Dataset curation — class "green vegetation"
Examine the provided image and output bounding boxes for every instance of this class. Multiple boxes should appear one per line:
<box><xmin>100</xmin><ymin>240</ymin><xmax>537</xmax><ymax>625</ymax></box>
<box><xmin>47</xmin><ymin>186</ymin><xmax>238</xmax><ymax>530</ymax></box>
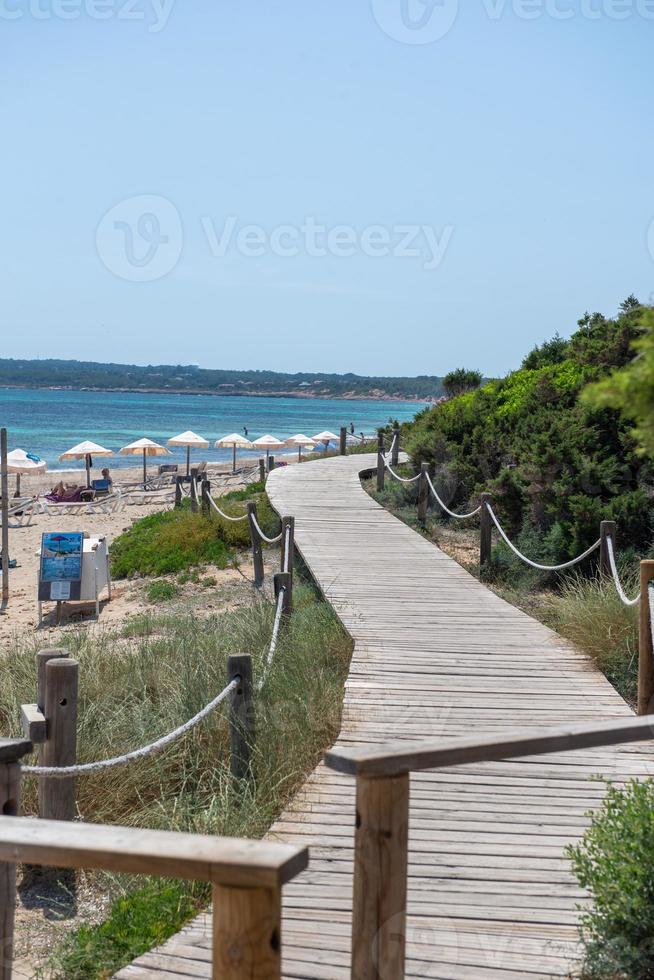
<box><xmin>2</xmin><ymin>583</ymin><xmax>352</xmax><ymax>978</ymax></box>
<box><xmin>0</xmin><ymin>356</ymin><xmax>445</xmax><ymax>400</ymax></box>
<box><xmin>145</xmin><ymin>579</ymin><xmax>180</xmax><ymax>602</ymax></box>
<box><xmin>406</xmin><ymin>297</ymin><xmax>654</xmax><ymax>565</ymax></box>
<box><xmin>567</xmin><ymin>780</ymin><xmax>654</xmax><ymax>978</ymax></box>
<box><xmin>442</xmin><ymin>367</ymin><xmax>483</xmax><ymax>398</ymax></box>
<box><xmin>110</xmin><ymin>488</ymin><xmax>278</xmax><ymax>577</ymax></box>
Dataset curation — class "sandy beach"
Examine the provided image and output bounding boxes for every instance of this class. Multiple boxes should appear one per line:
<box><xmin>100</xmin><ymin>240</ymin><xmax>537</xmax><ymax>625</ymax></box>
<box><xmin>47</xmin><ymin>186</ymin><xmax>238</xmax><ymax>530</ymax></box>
<box><xmin>0</xmin><ymin>461</ymin><xmax>262</xmax><ymax>640</ymax></box>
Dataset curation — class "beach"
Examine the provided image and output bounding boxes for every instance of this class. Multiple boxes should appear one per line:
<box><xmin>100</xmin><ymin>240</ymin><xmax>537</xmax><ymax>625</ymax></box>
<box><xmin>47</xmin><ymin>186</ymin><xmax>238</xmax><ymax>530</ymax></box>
<box><xmin>0</xmin><ymin>460</ymin><xmax>261</xmax><ymax>640</ymax></box>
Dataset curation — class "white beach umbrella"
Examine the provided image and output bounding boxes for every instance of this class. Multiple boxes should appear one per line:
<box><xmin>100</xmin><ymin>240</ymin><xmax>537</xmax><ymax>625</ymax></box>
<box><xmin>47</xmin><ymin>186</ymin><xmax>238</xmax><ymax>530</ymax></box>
<box><xmin>6</xmin><ymin>448</ymin><xmax>47</xmax><ymax>495</ymax></box>
<box><xmin>312</xmin><ymin>430</ymin><xmax>340</xmax><ymax>449</ymax></box>
<box><xmin>120</xmin><ymin>438</ymin><xmax>170</xmax><ymax>488</ymax></box>
<box><xmin>167</xmin><ymin>430</ymin><xmax>210</xmax><ymax>476</ymax></box>
<box><xmin>215</xmin><ymin>433</ymin><xmax>254</xmax><ymax>473</ymax></box>
<box><xmin>285</xmin><ymin>433</ymin><xmax>317</xmax><ymax>462</ymax></box>
<box><xmin>59</xmin><ymin>440</ymin><xmax>113</xmax><ymax>488</ymax></box>
<box><xmin>252</xmin><ymin>434</ymin><xmax>285</xmax><ymax>461</ymax></box>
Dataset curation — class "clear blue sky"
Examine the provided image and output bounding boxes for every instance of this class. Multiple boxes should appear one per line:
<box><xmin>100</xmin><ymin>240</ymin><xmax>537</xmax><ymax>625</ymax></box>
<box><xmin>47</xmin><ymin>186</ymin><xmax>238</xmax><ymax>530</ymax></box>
<box><xmin>1</xmin><ymin>1</ymin><xmax>652</xmax><ymax>377</ymax></box>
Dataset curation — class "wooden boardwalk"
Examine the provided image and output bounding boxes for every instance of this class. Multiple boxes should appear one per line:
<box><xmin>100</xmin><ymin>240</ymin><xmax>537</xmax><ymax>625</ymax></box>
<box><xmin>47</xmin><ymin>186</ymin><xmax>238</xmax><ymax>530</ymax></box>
<box><xmin>118</xmin><ymin>453</ymin><xmax>652</xmax><ymax>979</ymax></box>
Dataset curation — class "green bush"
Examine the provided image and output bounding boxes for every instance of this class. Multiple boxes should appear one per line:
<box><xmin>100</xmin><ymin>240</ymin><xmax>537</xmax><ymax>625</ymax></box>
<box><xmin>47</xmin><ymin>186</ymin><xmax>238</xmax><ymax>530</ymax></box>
<box><xmin>145</xmin><ymin>580</ymin><xmax>180</xmax><ymax>602</ymax></box>
<box><xmin>111</xmin><ymin>507</ymin><xmax>231</xmax><ymax>577</ymax></box>
<box><xmin>567</xmin><ymin>779</ymin><xmax>654</xmax><ymax>978</ymax></box>
<box><xmin>405</xmin><ymin>298</ymin><xmax>654</xmax><ymax>564</ymax></box>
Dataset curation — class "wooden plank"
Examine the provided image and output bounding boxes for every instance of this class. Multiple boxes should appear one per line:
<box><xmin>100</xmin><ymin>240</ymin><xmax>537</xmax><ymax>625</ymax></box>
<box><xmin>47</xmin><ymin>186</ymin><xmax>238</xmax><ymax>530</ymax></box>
<box><xmin>0</xmin><ymin>816</ymin><xmax>308</xmax><ymax>888</ymax></box>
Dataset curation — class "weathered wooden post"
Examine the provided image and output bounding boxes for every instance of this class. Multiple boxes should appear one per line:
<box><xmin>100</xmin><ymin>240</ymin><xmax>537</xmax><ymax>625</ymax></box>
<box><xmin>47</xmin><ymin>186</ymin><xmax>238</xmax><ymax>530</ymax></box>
<box><xmin>201</xmin><ymin>479</ymin><xmax>211</xmax><ymax>517</ymax></box>
<box><xmin>39</xmin><ymin>657</ymin><xmax>78</xmax><ymax>823</ymax></box>
<box><xmin>339</xmin><ymin>426</ymin><xmax>347</xmax><ymax>456</ymax></box>
<box><xmin>247</xmin><ymin>502</ymin><xmax>264</xmax><ymax>587</ymax></box>
<box><xmin>227</xmin><ymin>655</ymin><xmax>255</xmax><ymax>784</ymax></box>
<box><xmin>280</xmin><ymin>516</ymin><xmax>295</xmax><ymax>582</ymax></box>
<box><xmin>638</xmin><ymin>560</ymin><xmax>654</xmax><ymax>716</ymax></box>
<box><xmin>174</xmin><ymin>476</ymin><xmax>183</xmax><ymax>509</ymax></box>
<box><xmin>189</xmin><ymin>469</ymin><xmax>199</xmax><ymax>513</ymax></box>
<box><xmin>1</xmin><ymin>427</ymin><xmax>9</xmax><ymax>608</ymax></box>
<box><xmin>391</xmin><ymin>425</ymin><xmax>400</xmax><ymax>466</ymax></box>
<box><xmin>352</xmin><ymin>772</ymin><xmax>409</xmax><ymax>980</ymax></box>
<box><xmin>599</xmin><ymin>520</ymin><xmax>616</xmax><ymax>577</ymax></box>
<box><xmin>417</xmin><ymin>462</ymin><xmax>429</xmax><ymax>525</ymax></box>
<box><xmin>274</xmin><ymin>572</ymin><xmax>292</xmax><ymax>616</ymax></box>
<box><xmin>212</xmin><ymin>881</ymin><xmax>282</xmax><ymax>979</ymax></box>
<box><xmin>258</xmin><ymin>458</ymin><xmax>266</xmax><ymax>483</ymax></box>
<box><xmin>479</xmin><ymin>493</ymin><xmax>493</xmax><ymax>572</ymax></box>
<box><xmin>377</xmin><ymin>430</ymin><xmax>385</xmax><ymax>492</ymax></box>
<box><xmin>0</xmin><ymin>738</ymin><xmax>31</xmax><ymax>980</ymax></box>
<box><xmin>268</xmin><ymin>455</ymin><xmax>275</xmax><ymax>472</ymax></box>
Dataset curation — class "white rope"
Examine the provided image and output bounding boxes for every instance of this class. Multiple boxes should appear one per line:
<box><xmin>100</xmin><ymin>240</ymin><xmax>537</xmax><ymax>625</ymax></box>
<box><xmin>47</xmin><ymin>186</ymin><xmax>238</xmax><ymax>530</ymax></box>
<box><xmin>486</xmin><ymin>503</ymin><xmax>601</xmax><ymax>572</ymax></box>
<box><xmin>23</xmin><ymin>679</ymin><xmax>238</xmax><ymax>778</ymax></box>
<box><xmin>207</xmin><ymin>494</ymin><xmax>249</xmax><ymax>523</ymax></box>
<box><xmin>385</xmin><ymin>460</ymin><xmax>421</xmax><ymax>484</ymax></box>
<box><xmin>425</xmin><ymin>473</ymin><xmax>482</xmax><ymax>520</ymax></box>
<box><xmin>256</xmin><ymin>587</ymin><xmax>286</xmax><ymax>691</ymax></box>
<box><xmin>283</xmin><ymin>525</ymin><xmax>291</xmax><ymax>573</ymax></box>
<box><xmin>382</xmin><ymin>431</ymin><xmax>399</xmax><ymax>462</ymax></box>
<box><xmin>605</xmin><ymin>535</ymin><xmax>641</xmax><ymax>607</ymax></box>
<box><xmin>250</xmin><ymin>513</ymin><xmax>282</xmax><ymax>544</ymax></box>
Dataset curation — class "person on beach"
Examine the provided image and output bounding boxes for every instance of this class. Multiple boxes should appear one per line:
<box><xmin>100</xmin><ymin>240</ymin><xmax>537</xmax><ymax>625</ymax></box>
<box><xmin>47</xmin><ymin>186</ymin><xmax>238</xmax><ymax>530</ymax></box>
<box><xmin>349</xmin><ymin>422</ymin><xmax>354</xmax><ymax>434</ymax></box>
<box><xmin>101</xmin><ymin>467</ymin><xmax>113</xmax><ymax>487</ymax></box>
<box><xmin>243</xmin><ymin>426</ymin><xmax>249</xmax><ymax>436</ymax></box>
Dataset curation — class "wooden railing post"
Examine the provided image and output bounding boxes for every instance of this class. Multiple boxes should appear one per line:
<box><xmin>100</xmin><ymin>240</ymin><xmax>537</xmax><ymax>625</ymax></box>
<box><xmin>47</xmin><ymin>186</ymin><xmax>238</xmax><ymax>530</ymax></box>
<box><xmin>212</xmin><ymin>881</ymin><xmax>281</xmax><ymax>979</ymax></box>
<box><xmin>377</xmin><ymin>431</ymin><xmax>385</xmax><ymax>492</ymax></box>
<box><xmin>174</xmin><ymin>476</ymin><xmax>183</xmax><ymax>509</ymax></box>
<box><xmin>352</xmin><ymin>773</ymin><xmax>409</xmax><ymax>980</ymax></box>
<box><xmin>0</xmin><ymin>739</ymin><xmax>31</xmax><ymax>980</ymax></box>
<box><xmin>417</xmin><ymin>462</ymin><xmax>429</xmax><ymax>525</ymax></box>
<box><xmin>268</xmin><ymin>455</ymin><xmax>275</xmax><ymax>472</ymax></box>
<box><xmin>259</xmin><ymin>458</ymin><xmax>266</xmax><ymax>483</ymax></box>
<box><xmin>638</xmin><ymin>560</ymin><xmax>654</xmax><ymax>716</ymax></box>
<box><xmin>39</xmin><ymin>657</ymin><xmax>78</xmax><ymax>824</ymax></box>
<box><xmin>274</xmin><ymin>572</ymin><xmax>292</xmax><ymax>616</ymax></box>
<box><xmin>280</xmin><ymin>516</ymin><xmax>295</xmax><ymax>581</ymax></box>
<box><xmin>201</xmin><ymin>479</ymin><xmax>211</xmax><ymax>517</ymax></box>
<box><xmin>479</xmin><ymin>493</ymin><xmax>493</xmax><ymax>572</ymax></box>
<box><xmin>391</xmin><ymin>426</ymin><xmax>400</xmax><ymax>466</ymax></box>
<box><xmin>599</xmin><ymin>520</ymin><xmax>616</xmax><ymax>577</ymax></box>
<box><xmin>247</xmin><ymin>502</ymin><xmax>264</xmax><ymax>587</ymax></box>
<box><xmin>340</xmin><ymin>426</ymin><xmax>347</xmax><ymax>456</ymax></box>
<box><xmin>227</xmin><ymin>655</ymin><xmax>255</xmax><ymax>785</ymax></box>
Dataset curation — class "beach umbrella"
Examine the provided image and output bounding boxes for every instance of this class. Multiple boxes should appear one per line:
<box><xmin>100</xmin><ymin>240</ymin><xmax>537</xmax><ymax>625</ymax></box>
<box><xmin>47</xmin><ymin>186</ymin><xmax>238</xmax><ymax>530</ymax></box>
<box><xmin>252</xmin><ymin>434</ymin><xmax>285</xmax><ymax>462</ymax></box>
<box><xmin>6</xmin><ymin>448</ymin><xmax>47</xmax><ymax>495</ymax></box>
<box><xmin>285</xmin><ymin>433</ymin><xmax>317</xmax><ymax>462</ymax></box>
<box><xmin>59</xmin><ymin>440</ymin><xmax>113</xmax><ymax>488</ymax></box>
<box><xmin>167</xmin><ymin>430</ymin><xmax>210</xmax><ymax>477</ymax></box>
<box><xmin>312</xmin><ymin>430</ymin><xmax>340</xmax><ymax>450</ymax></box>
<box><xmin>119</xmin><ymin>438</ymin><xmax>170</xmax><ymax>488</ymax></box>
<box><xmin>215</xmin><ymin>433</ymin><xmax>253</xmax><ymax>473</ymax></box>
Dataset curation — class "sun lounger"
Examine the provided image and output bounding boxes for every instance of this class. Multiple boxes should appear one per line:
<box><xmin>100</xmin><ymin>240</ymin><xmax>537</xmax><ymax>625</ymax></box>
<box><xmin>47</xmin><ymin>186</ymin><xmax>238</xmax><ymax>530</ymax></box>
<box><xmin>42</xmin><ymin>492</ymin><xmax>122</xmax><ymax>516</ymax></box>
<box><xmin>6</xmin><ymin>496</ymin><xmax>38</xmax><ymax>528</ymax></box>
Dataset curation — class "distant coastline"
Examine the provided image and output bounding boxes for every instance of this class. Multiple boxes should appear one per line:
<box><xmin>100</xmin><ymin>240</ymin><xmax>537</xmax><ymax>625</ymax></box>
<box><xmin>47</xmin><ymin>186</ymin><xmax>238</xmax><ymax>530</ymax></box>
<box><xmin>0</xmin><ymin>383</ymin><xmax>433</xmax><ymax>403</ymax></box>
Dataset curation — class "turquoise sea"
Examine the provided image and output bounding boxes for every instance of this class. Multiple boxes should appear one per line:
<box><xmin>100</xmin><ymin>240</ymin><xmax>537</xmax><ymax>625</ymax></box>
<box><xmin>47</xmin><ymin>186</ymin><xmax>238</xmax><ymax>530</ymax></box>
<box><xmin>0</xmin><ymin>387</ymin><xmax>422</xmax><ymax>471</ymax></box>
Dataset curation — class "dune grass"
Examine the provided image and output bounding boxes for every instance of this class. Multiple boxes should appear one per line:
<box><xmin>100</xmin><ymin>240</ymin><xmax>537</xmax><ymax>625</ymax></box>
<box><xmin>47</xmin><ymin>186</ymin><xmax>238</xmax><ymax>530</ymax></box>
<box><xmin>1</xmin><ymin>581</ymin><xmax>351</xmax><ymax>978</ymax></box>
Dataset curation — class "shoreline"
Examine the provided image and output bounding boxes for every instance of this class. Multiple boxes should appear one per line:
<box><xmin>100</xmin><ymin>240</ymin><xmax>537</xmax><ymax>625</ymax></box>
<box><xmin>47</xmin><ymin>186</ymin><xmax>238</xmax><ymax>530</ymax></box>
<box><xmin>0</xmin><ymin>383</ymin><xmax>433</xmax><ymax>403</ymax></box>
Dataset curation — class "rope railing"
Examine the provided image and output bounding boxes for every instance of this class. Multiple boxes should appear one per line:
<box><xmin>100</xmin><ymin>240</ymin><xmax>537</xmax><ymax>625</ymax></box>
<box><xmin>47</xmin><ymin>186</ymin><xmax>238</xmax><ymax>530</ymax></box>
<box><xmin>256</xmin><ymin>586</ymin><xmax>286</xmax><ymax>692</ymax></box>
<box><xmin>385</xmin><ymin>460</ymin><xmax>420</xmax><ymax>484</ymax></box>
<box><xmin>250</xmin><ymin>512</ymin><xmax>283</xmax><ymax>544</ymax></box>
<box><xmin>605</xmin><ymin>535</ymin><xmax>641</xmax><ymax>607</ymax></box>
<box><xmin>23</xmin><ymin>679</ymin><xmax>238</xmax><ymax>777</ymax></box>
<box><xmin>425</xmin><ymin>473</ymin><xmax>482</xmax><ymax>520</ymax></box>
<box><xmin>207</xmin><ymin>493</ymin><xmax>249</xmax><ymax>523</ymax></box>
<box><xmin>487</xmin><ymin>502</ymin><xmax>601</xmax><ymax>572</ymax></box>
